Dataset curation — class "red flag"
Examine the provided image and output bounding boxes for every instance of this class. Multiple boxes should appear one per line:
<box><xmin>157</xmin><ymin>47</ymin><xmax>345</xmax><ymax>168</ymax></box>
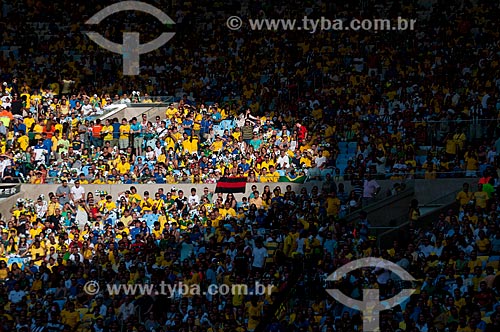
<box><xmin>215</xmin><ymin>177</ymin><xmax>247</xmax><ymax>193</ymax></box>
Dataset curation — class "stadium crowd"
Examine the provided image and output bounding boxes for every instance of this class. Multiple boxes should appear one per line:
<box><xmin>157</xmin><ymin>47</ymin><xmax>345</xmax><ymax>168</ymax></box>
<box><xmin>0</xmin><ymin>0</ymin><xmax>499</xmax><ymax>332</ymax></box>
<box><xmin>1</xmin><ymin>176</ymin><xmax>500</xmax><ymax>332</ymax></box>
<box><xmin>0</xmin><ymin>2</ymin><xmax>499</xmax><ymax>185</ymax></box>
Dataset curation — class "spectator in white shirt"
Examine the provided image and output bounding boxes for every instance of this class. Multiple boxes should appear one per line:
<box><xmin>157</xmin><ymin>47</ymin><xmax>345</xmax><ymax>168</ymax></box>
<box><xmin>120</xmin><ymin>94</ymin><xmax>131</xmax><ymax>104</ymax></box>
<box><xmin>188</xmin><ymin>188</ymin><xmax>200</xmax><ymax>208</ymax></box>
<box><xmin>118</xmin><ymin>296</ymin><xmax>137</xmax><ymax>321</ymax></box>
<box><xmin>68</xmin><ymin>246</ymin><xmax>84</xmax><ymax>262</ymax></box>
<box><xmin>363</xmin><ymin>175</ymin><xmax>381</xmax><ymax>200</ymax></box>
<box><xmin>276</xmin><ymin>150</ymin><xmax>290</xmax><ymax>169</ymax></box>
<box><xmin>418</xmin><ymin>238</ymin><xmax>435</xmax><ymax>257</ymax></box>
<box><xmin>314</xmin><ymin>150</ymin><xmax>327</xmax><ymax>168</ymax></box>
<box><xmin>81</xmin><ymin>99</ymin><xmax>94</xmax><ymax>116</ymax></box>
<box><xmin>0</xmin><ymin>121</ymin><xmax>7</xmax><ymax>137</ymax></box>
<box><xmin>35</xmin><ymin>197</ymin><xmax>48</xmax><ymax>219</ymax></box>
<box><xmin>1</xmin><ymin>97</ymin><xmax>11</xmax><ymax>109</ymax></box>
<box><xmin>70</xmin><ymin>180</ymin><xmax>85</xmax><ymax>203</ymax></box>
<box><xmin>8</xmin><ymin>283</ymin><xmax>26</xmax><ymax>304</ymax></box>
<box><xmin>0</xmin><ymin>154</ymin><xmax>11</xmax><ymax>175</ymax></box>
<box><xmin>373</xmin><ymin>260</ymin><xmax>391</xmax><ymax>286</ymax></box>
<box><xmin>251</xmin><ymin>239</ymin><xmax>268</xmax><ymax>271</ymax></box>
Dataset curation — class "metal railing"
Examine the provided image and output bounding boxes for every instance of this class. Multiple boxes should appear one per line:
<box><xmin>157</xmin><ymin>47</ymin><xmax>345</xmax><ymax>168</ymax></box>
<box><xmin>330</xmin><ymin>117</ymin><xmax>499</xmax><ymax>146</ymax></box>
<box><xmin>411</xmin><ymin>118</ymin><xmax>499</xmax><ymax>146</ymax></box>
<box><xmin>122</xmin><ymin>95</ymin><xmax>175</xmax><ymax>106</ymax></box>
<box><xmin>342</xmin><ymin>179</ymin><xmax>415</xmax><ymax>220</ymax></box>
<box><xmin>372</xmin><ymin>188</ymin><xmax>461</xmax><ymax>249</ymax></box>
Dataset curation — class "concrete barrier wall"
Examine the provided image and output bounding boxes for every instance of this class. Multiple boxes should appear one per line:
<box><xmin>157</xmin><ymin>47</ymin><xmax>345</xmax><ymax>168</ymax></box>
<box><xmin>14</xmin><ymin>180</ymin><xmax>405</xmax><ymax>202</ymax></box>
<box><xmin>0</xmin><ymin>178</ymin><xmax>478</xmax><ymax>218</ymax></box>
<box><xmin>0</xmin><ymin>182</ymin><xmax>329</xmax><ymax>218</ymax></box>
<box><xmin>15</xmin><ymin>182</ymin><xmax>325</xmax><ymax>202</ymax></box>
<box><xmin>414</xmin><ymin>178</ymin><xmax>479</xmax><ymax>204</ymax></box>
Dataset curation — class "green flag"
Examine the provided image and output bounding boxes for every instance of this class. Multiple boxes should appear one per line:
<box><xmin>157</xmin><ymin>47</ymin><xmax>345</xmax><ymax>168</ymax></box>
<box><xmin>278</xmin><ymin>175</ymin><xmax>306</xmax><ymax>183</ymax></box>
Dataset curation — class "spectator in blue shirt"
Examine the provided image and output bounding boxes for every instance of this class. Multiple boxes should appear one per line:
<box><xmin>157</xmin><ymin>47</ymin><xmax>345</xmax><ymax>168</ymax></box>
<box><xmin>182</xmin><ymin>115</ymin><xmax>194</xmax><ymax>136</ymax></box>
<box><xmin>130</xmin><ymin>220</ymin><xmax>142</xmax><ymax>239</ymax></box>
<box><xmin>154</xmin><ymin>171</ymin><xmax>166</xmax><ymax>183</ymax></box>
<box><xmin>111</xmin><ymin>117</ymin><xmax>121</xmax><ymax>147</ymax></box>
<box><xmin>12</xmin><ymin>117</ymin><xmax>26</xmax><ymax>134</ymax></box>
<box><xmin>69</xmin><ymin>95</ymin><xmax>79</xmax><ymax>109</ymax></box>
<box><xmin>211</xmin><ymin>108</ymin><xmax>221</xmax><ymax>122</ymax></box>
<box><xmin>130</xmin><ymin>117</ymin><xmax>143</xmax><ymax>156</ymax></box>
<box><xmin>200</xmin><ymin>113</ymin><xmax>212</xmax><ymax>142</ymax></box>
<box><xmin>238</xmin><ymin>159</ymin><xmax>250</xmax><ymax>172</ymax></box>
<box><xmin>249</xmin><ymin>133</ymin><xmax>262</xmax><ymax>150</ymax></box>
<box><xmin>42</xmin><ymin>133</ymin><xmax>53</xmax><ymax>164</ymax></box>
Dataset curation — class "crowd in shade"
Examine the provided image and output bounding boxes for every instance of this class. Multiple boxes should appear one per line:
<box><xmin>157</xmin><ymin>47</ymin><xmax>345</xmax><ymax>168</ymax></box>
<box><xmin>0</xmin><ymin>0</ymin><xmax>499</xmax><ymax>331</ymax></box>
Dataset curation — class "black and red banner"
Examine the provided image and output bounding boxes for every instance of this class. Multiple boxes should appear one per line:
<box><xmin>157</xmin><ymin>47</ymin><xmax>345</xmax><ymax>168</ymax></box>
<box><xmin>215</xmin><ymin>177</ymin><xmax>247</xmax><ymax>193</ymax></box>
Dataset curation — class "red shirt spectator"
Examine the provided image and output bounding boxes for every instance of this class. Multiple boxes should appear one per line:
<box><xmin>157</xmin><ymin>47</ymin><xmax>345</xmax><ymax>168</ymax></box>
<box><xmin>296</xmin><ymin>123</ymin><xmax>307</xmax><ymax>144</ymax></box>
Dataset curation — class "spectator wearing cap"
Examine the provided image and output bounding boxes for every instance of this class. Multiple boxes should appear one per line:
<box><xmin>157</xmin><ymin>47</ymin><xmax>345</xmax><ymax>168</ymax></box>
<box><xmin>210</xmin><ymin>134</ymin><xmax>223</xmax><ymax>152</ymax></box>
<box><xmin>249</xmin><ymin>131</ymin><xmax>263</xmax><ymax>151</ymax></box>
<box><xmin>140</xmin><ymin>191</ymin><xmax>154</xmax><ymax>212</ymax></box>
<box><xmin>200</xmin><ymin>187</ymin><xmax>213</xmax><ymax>203</ymax></box>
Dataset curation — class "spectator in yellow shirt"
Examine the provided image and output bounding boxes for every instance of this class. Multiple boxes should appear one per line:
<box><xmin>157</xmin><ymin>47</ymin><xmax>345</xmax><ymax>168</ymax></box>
<box><xmin>268</xmin><ymin>165</ymin><xmax>280</xmax><ymax>182</ymax></box>
<box><xmin>476</xmin><ymin>230</ymin><xmax>490</xmax><ymax>254</ymax></box>
<box><xmin>102</xmin><ymin>119</ymin><xmax>114</xmax><ymax>144</ymax></box>
<box><xmin>104</xmin><ymin>195</ymin><xmax>117</xmax><ymax>211</ymax></box>
<box><xmin>456</xmin><ymin>183</ymin><xmax>473</xmax><ymax>209</ymax></box>
<box><xmin>116</xmin><ymin>156</ymin><xmax>131</xmax><ymax>175</ymax></box>
<box><xmin>30</xmin><ymin>240</ymin><xmax>45</xmax><ymax>265</ymax></box>
<box><xmin>473</xmin><ymin>184</ymin><xmax>489</xmax><ymax>210</ymax></box>
<box><xmin>119</xmin><ymin>118</ymin><xmax>130</xmax><ymax>149</ymax></box>
<box><xmin>61</xmin><ymin>301</ymin><xmax>80</xmax><ymax>329</ymax></box>
<box><xmin>210</xmin><ymin>135</ymin><xmax>223</xmax><ymax>152</ymax></box>
<box><xmin>140</xmin><ymin>191</ymin><xmax>154</xmax><ymax>211</ymax></box>
<box><xmin>17</xmin><ymin>131</ymin><xmax>29</xmax><ymax>151</ymax></box>
<box><xmin>464</xmin><ymin>148</ymin><xmax>478</xmax><ymax>177</ymax></box>
<box><xmin>259</xmin><ymin>168</ymin><xmax>271</xmax><ymax>182</ymax></box>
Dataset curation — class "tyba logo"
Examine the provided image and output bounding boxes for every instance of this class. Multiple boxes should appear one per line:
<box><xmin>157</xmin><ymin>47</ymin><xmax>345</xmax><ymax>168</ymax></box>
<box><xmin>325</xmin><ymin>257</ymin><xmax>416</xmax><ymax>332</ymax></box>
<box><xmin>85</xmin><ymin>1</ymin><xmax>175</xmax><ymax>75</ymax></box>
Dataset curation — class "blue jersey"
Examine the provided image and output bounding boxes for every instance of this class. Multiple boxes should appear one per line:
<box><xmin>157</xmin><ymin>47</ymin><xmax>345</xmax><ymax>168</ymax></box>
<box><xmin>112</xmin><ymin>123</ymin><xmax>121</xmax><ymax>139</ymax></box>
